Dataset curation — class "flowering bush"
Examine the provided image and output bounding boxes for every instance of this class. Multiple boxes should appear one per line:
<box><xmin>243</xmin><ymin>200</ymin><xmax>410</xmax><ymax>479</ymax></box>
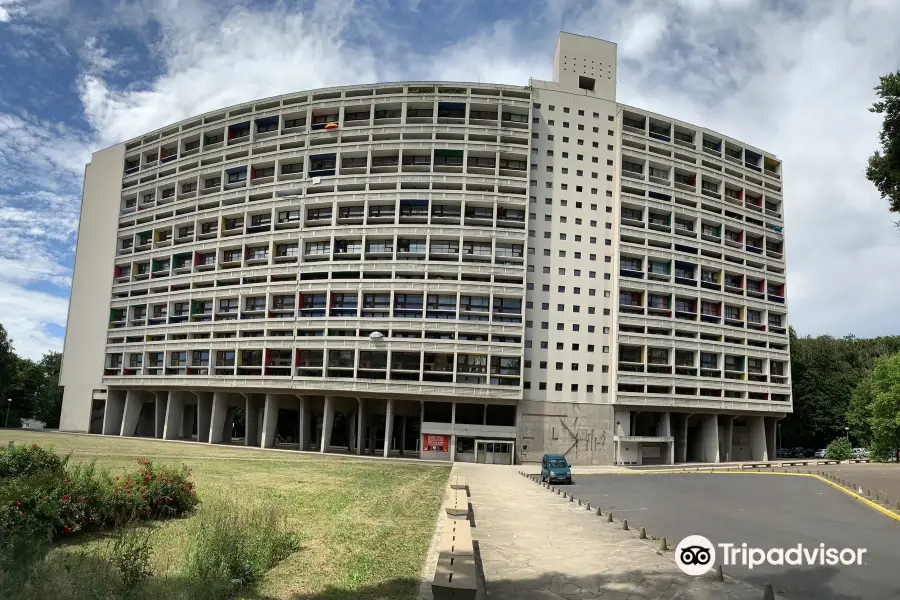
<box><xmin>0</xmin><ymin>443</ymin><xmax>67</xmax><ymax>478</ymax></box>
<box><xmin>0</xmin><ymin>444</ymin><xmax>198</xmax><ymax>541</ymax></box>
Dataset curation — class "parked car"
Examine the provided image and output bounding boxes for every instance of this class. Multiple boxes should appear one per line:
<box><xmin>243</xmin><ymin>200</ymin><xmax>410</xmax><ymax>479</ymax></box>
<box><xmin>790</xmin><ymin>447</ymin><xmax>807</xmax><ymax>458</ymax></box>
<box><xmin>541</xmin><ymin>454</ymin><xmax>572</xmax><ymax>485</ymax></box>
<box><xmin>776</xmin><ymin>448</ymin><xmax>791</xmax><ymax>458</ymax></box>
<box><xmin>814</xmin><ymin>449</ymin><xmax>827</xmax><ymax>458</ymax></box>
<box><xmin>852</xmin><ymin>448</ymin><xmax>869</xmax><ymax>459</ymax></box>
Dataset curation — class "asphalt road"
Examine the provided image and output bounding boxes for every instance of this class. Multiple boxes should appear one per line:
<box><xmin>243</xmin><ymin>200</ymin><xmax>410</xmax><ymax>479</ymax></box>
<box><xmin>567</xmin><ymin>473</ymin><xmax>899</xmax><ymax>600</ymax></box>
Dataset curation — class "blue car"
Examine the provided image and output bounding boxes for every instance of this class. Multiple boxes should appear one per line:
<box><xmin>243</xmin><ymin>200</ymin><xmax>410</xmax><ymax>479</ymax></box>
<box><xmin>540</xmin><ymin>453</ymin><xmax>572</xmax><ymax>484</ymax></box>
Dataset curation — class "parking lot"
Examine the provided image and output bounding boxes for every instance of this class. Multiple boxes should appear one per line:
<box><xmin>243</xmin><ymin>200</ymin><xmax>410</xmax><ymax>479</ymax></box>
<box><xmin>785</xmin><ymin>462</ymin><xmax>900</xmax><ymax>504</ymax></box>
<box><xmin>567</xmin><ymin>473</ymin><xmax>899</xmax><ymax>600</ymax></box>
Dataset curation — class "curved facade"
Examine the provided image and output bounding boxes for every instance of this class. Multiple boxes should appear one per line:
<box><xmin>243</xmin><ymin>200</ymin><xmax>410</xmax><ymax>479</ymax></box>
<box><xmin>60</xmin><ymin>32</ymin><xmax>791</xmax><ymax>465</ymax></box>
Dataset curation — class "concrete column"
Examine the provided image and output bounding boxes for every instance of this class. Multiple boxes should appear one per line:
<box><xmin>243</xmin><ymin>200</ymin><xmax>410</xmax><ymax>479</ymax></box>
<box><xmin>297</xmin><ymin>396</ymin><xmax>309</xmax><ymax>451</ymax></box>
<box><xmin>749</xmin><ymin>415</ymin><xmax>767</xmax><ymax>461</ymax></box>
<box><xmin>675</xmin><ymin>414</ymin><xmax>690</xmax><ymax>463</ymax></box>
<box><xmin>120</xmin><ymin>390</ymin><xmax>143</xmax><ymax>437</ymax></box>
<box><xmin>348</xmin><ymin>413</ymin><xmax>357</xmax><ymax>452</ymax></box>
<box><xmin>257</xmin><ymin>407</ymin><xmax>264</xmax><ymax>444</ymax></box>
<box><xmin>320</xmin><ymin>395</ymin><xmax>335</xmax><ymax>453</ymax></box>
<box><xmin>368</xmin><ymin>418</ymin><xmax>376</xmax><ymax>454</ymax></box>
<box><xmin>701</xmin><ymin>413</ymin><xmax>720</xmax><ymax>463</ymax></box>
<box><xmin>182</xmin><ymin>403</ymin><xmax>196</xmax><ymax>439</ymax></box>
<box><xmin>721</xmin><ymin>416</ymin><xmax>735</xmax><ymax>462</ymax></box>
<box><xmin>245</xmin><ymin>395</ymin><xmax>259</xmax><ymax>447</ymax></box>
<box><xmin>766</xmin><ymin>418</ymin><xmax>777</xmax><ymax>461</ymax></box>
<box><xmin>163</xmin><ymin>391</ymin><xmax>185</xmax><ymax>440</ymax></box>
<box><xmin>400</xmin><ymin>415</ymin><xmax>407</xmax><ymax>455</ymax></box>
<box><xmin>196</xmin><ymin>393</ymin><xmax>212</xmax><ymax>443</ymax></box>
<box><xmin>356</xmin><ymin>398</ymin><xmax>366</xmax><ymax>455</ymax></box>
<box><xmin>450</xmin><ymin>434</ymin><xmax>456</xmax><ymax>462</ymax></box>
<box><xmin>261</xmin><ymin>394</ymin><xmax>278</xmax><ymax>448</ymax></box>
<box><xmin>102</xmin><ymin>389</ymin><xmax>126</xmax><ymax>436</ymax></box>
<box><xmin>383</xmin><ymin>398</ymin><xmax>395</xmax><ymax>458</ymax></box>
<box><xmin>659</xmin><ymin>412</ymin><xmax>674</xmax><ymax>465</ymax></box>
<box><xmin>209</xmin><ymin>392</ymin><xmax>229</xmax><ymax>444</ymax></box>
<box><xmin>154</xmin><ymin>392</ymin><xmax>168</xmax><ymax>439</ymax></box>
<box><xmin>222</xmin><ymin>407</ymin><xmax>236</xmax><ymax>443</ymax></box>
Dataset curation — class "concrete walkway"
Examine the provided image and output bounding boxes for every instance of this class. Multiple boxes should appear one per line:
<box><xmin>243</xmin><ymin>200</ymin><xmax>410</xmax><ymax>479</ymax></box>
<box><xmin>448</xmin><ymin>464</ymin><xmax>784</xmax><ymax>600</ymax></box>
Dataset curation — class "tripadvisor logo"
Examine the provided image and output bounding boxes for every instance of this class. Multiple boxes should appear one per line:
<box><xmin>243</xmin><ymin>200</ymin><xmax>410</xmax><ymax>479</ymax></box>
<box><xmin>675</xmin><ymin>535</ymin><xmax>868</xmax><ymax>575</ymax></box>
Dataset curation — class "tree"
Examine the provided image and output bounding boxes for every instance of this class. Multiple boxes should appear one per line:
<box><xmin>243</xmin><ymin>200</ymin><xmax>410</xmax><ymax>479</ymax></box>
<box><xmin>866</xmin><ymin>72</ymin><xmax>900</xmax><ymax>223</ymax></box>
<box><xmin>865</xmin><ymin>353</ymin><xmax>900</xmax><ymax>460</ymax></box>
<box><xmin>33</xmin><ymin>352</ymin><xmax>63</xmax><ymax>427</ymax></box>
<box><xmin>825</xmin><ymin>437</ymin><xmax>852</xmax><ymax>461</ymax></box>
<box><xmin>782</xmin><ymin>330</ymin><xmax>900</xmax><ymax>448</ymax></box>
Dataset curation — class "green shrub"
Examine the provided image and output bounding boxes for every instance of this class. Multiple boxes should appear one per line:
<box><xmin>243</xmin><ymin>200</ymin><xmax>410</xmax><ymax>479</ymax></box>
<box><xmin>825</xmin><ymin>437</ymin><xmax>853</xmax><ymax>460</ymax></box>
<box><xmin>182</xmin><ymin>499</ymin><xmax>298</xmax><ymax>598</ymax></box>
<box><xmin>0</xmin><ymin>446</ymin><xmax>198</xmax><ymax>540</ymax></box>
<box><xmin>0</xmin><ymin>442</ymin><xmax>67</xmax><ymax>478</ymax></box>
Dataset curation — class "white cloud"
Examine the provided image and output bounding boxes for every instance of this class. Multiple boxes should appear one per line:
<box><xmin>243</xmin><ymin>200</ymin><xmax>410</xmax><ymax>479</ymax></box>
<box><xmin>3</xmin><ymin>0</ymin><xmax>900</xmax><ymax>361</ymax></box>
<box><xmin>0</xmin><ymin>283</ymin><xmax>68</xmax><ymax>359</ymax></box>
<box><xmin>618</xmin><ymin>12</ymin><xmax>667</xmax><ymax>60</ymax></box>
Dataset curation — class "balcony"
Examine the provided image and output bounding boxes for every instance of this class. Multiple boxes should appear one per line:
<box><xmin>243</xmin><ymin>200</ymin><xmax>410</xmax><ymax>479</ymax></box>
<box><xmin>700</xmin><ymin>312</ymin><xmax>721</xmax><ymax>324</ymax></box>
<box><xmin>621</xmin><ymin>167</ymin><xmax>644</xmax><ymax>181</ymax></box>
<box><xmin>747</xmin><ymin>320</ymin><xmax>766</xmax><ymax>332</ymax></box>
<box><xmin>648</xmin><ymin>217</ymin><xmax>671</xmax><ymax>232</ymax></box>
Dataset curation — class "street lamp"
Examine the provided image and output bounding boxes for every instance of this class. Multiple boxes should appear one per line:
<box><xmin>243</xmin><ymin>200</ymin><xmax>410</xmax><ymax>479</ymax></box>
<box><xmin>4</xmin><ymin>399</ymin><xmax>11</xmax><ymax>429</ymax></box>
<box><xmin>844</xmin><ymin>426</ymin><xmax>850</xmax><ymax>442</ymax></box>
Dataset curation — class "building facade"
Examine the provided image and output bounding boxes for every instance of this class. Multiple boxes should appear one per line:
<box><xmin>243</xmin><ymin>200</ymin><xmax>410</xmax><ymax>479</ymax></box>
<box><xmin>60</xmin><ymin>33</ymin><xmax>790</xmax><ymax>465</ymax></box>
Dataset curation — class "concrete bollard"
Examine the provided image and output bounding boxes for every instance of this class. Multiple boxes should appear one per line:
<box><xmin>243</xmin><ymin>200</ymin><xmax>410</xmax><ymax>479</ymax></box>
<box><xmin>596</xmin><ymin>506</ymin><xmax>602</xmax><ymax>516</ymax></box>
<box><xmin>577</xmin><ymin>498</ymin><xmax>582</xmax><ymax>506</ymax></box>
<box><xmin>867</xmin><ymin>489</ymin><xmax>872</xmax><ymax>497</ymax></box>
<box><xmin>569</xmin><ymin>495</ymin><xmax>574</xmax><ymax>503</ymax></box>
<box><xmin>659</xmin><ymin>537</ymin><xmax>668</xmax><ymax>551</ymax></box>
<box><xmin>606</xmin><ymin>512</ymin><xmax>614</xmax><ymax>523</ymax></box>
<box><xmin>585</xmin><ymin>502</ymin><xmax>591</xmax><ymax>511</ymax></box>
<box><xmin>715</xmin><ymin>564</ymin><xmax>724</xmax><ymax>582</ymax></box>
<box><xmin>622</xmin><ymin>519</ymin><xmax>628</xmax><ymax>531</ymax></box>
<box><xmin>763</xmin><ymin>583</ymin><xmax>775</xmax><ymax>600</ymax></box>
<box><xmin>563</xmin><ymin>491</ymin><xmax>568</xmax><ymax>498</ymax></box>
<box><xmin>639</xmin><ymin>526</ymin><xmax>647</xmax><ymax>539</ymax></box>
<box><xmin>557</xmin><ymin>489</ymin><xmax>561</xmax><ymax>495</ymax></box>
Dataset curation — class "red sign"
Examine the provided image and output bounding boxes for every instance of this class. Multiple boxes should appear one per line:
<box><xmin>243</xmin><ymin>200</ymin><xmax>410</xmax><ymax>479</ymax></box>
<box><xmin>423</xmin><ymin>434</ymin><xmax>449</xmax><ymax>453</ymax></box>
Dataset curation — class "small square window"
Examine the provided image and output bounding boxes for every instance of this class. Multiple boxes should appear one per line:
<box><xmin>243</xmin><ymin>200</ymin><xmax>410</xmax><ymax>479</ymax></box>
<box><xmin>603</xmin><ymin>346</ymin><xmax>610</xmax><ymax>353</ymax></box>
<box><xmin>539</xmin><ymin>382</ymin><xmax>547</xmax><ymax>390</ymax></box>
<box><xmin>586</xmin><ymin>385</ymin><xmax>594</xmax><ymax>393</ymax></box>
<box><xmin>555</xmin><ymin>383</ymin><xmax>563</xmax><ymax>391</ymax></box>
<box><xmin>571</xmin><ymin>384</ymin><xmax>578</xmax><ymax>392</ymax></box>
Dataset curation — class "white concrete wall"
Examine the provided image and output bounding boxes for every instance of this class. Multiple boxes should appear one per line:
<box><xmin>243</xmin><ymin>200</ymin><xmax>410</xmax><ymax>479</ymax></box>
<box><xmin>60</xmin><ymin>144</ymin><xmax>125</xmax><ymax>432</ymax></box>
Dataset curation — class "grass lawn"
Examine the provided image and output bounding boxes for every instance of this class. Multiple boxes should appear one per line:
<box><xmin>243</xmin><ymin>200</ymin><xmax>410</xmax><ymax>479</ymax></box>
<box><xmin>0</xmin><ymin>430</ymin><xmax>450</xmax><ymax>600</ymax></box>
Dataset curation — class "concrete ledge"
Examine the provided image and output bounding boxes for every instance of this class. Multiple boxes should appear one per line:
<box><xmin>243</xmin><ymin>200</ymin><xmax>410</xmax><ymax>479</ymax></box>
<box><xmin>450</xmin><ymin>475</ymin><xmax>468</xmax><ymax>490</ymax></box>
<box><xmin>816</xmin><ymin>460</ymin><xmax>840</xmax><ymax>465</ymax></box>
<box><xmin>432</xmin><ymin>554</ymin><xmax>477</xmax><ymax>600</ymax></box>
<box><xmin>446</xmin><ymin>489</ymin><xmax>469</xmax><ymax>518</ymax></box>
<box><xmin>740</xmin><ymin>463</ymin><xmax>774</xmax><ymax>469</ymax></box>
<box><xmin>780</xmin><ymin>461</ymin><xmax>809</xmax><ymax>466</ymax></box>
<box><xmin>848</xmin><ymin>459</ymin><xmax>871</xmax><ymax>463</ymax></box>
<box><xmin>439</xmin><ymin>520</ymin><xmax>474</xmax><ymax>556</ymax></box>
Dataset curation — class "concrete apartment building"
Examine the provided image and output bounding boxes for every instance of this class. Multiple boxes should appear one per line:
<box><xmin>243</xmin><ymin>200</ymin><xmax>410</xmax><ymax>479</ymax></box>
<box><xmin>60</xmin><ymin>33</ymin><xmax>791</xmax><ymax>465</ymax></box>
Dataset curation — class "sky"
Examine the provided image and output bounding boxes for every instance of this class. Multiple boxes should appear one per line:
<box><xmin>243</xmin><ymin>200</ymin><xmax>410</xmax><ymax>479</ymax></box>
<box><xmin>0</xmin><ymin>0</ymin><xmax>899</xmax><ymax>360</ymax></box>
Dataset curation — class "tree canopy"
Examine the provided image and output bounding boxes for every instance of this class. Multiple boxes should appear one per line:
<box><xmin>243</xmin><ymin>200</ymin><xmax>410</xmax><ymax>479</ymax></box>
<box><xmin>866</xmin><ymin>71</ymin><xmax>900</xmax><ymax>222</ymax></box>
<box><xmin>780</xmin><ymin>328</ymin><xmax>900</xmax><ymax>448</ymax></box>
<box><xmin>0</xmin><ymin>324</ymin><xmax>63</xmax><ymax>428</ymax></box>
